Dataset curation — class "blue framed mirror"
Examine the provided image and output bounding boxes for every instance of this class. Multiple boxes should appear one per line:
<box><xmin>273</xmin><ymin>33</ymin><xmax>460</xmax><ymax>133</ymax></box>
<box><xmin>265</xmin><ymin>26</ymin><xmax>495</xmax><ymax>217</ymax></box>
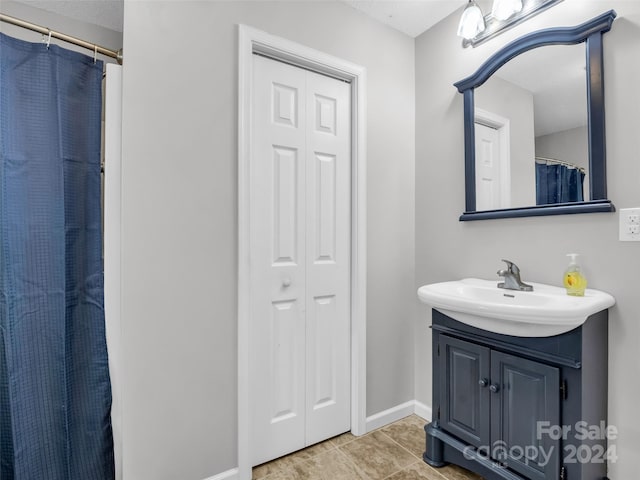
<box><xmin>454</xmin><ymin>10</ymin><xmax>616</xmax><ymax>221</ymax></box>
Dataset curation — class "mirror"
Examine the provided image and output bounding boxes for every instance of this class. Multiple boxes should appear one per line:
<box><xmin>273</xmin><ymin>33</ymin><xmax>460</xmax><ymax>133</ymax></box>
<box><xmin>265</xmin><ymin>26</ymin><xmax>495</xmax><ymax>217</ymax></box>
<box><xmin>454</xmin><ymin>10</ymin><xmax>617</xmax><ymax>220</ymax></box>
<box><xmin>475</xmin><ymin>43</ymin><xmax>588</xmax><ymax>210</ymax></box>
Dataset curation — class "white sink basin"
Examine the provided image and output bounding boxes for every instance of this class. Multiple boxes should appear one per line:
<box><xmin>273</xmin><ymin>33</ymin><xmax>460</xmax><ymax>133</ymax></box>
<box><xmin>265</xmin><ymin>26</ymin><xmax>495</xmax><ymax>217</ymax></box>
<box><xmin>417</xmin><ymin>278</ymin><xmax>615</xmax><ymax>337</ymax></box>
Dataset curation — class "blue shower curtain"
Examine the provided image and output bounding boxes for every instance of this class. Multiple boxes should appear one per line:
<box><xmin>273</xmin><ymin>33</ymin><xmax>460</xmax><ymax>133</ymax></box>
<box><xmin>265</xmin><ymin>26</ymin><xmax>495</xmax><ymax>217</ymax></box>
<box><xmin>535</xmin><ymin>162</ymin><xmax>585</xmax><ymax>205</ymax></box>
<box><xmin>0</xmin><ymin>33</ymin><xmax>114</xmax><ymax>479</ymax></box>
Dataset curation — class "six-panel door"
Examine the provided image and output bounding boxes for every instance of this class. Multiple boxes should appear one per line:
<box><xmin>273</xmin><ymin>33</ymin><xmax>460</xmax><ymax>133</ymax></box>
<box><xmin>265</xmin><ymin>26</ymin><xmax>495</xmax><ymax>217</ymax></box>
<box><xmin>250</xmin><ymin>54</ymin><xmax>352</xmax><ymax>466</ymax></box>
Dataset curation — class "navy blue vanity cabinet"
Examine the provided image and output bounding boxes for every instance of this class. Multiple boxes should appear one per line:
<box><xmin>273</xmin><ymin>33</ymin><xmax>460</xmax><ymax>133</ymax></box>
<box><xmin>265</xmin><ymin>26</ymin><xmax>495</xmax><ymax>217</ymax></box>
<box><xmin>425</xmin><ymin>309</ymin><xmax>609</xmax><ymax>480</ymax></box>
<box><xmin>439</xmin><ymin>335</ymin><xmax>491</xmax><ymax>448</ymax></box>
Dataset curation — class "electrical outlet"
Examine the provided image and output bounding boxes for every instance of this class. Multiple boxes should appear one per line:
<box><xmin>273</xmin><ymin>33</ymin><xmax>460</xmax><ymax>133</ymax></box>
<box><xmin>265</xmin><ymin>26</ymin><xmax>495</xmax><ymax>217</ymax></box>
<box><xmin>619</xmin><ymin>208</ymin><xmax>640</xmax><ymax>241</ymax></box>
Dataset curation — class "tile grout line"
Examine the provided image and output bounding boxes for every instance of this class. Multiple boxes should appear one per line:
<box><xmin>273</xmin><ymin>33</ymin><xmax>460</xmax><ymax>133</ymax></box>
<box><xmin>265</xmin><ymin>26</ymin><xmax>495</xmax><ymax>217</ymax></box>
<box><xmin>336</xmin><ymin>431</ymin><xmax>386</xmax><ymax>479</ymax></box>
<box><xmin>336</xmin><ymin>431</ymin><xmax>405</xmax><ymax>480</ymax></box>
<box><xmin>380</xmin><ymin>458</ymin><xmax>422</xmax><ymax>480</ymax></box>
<box><xmin>375</xmin><ymin>430</ymin><xmax>422</xmax><ymax>479</ymax></box>
<box><xmin>377</xmin><ymin>428</ymin><xmax>424</xmax><ymax>461</ymax></box>
<box><xmin>257</xmin><ymin>436</ymin><xmax>376</xmax><ymax>480</ymax></box>
<box><xmin>252</xmin><ymin>441</ymin><xmax>341</xmax><ymax>480</ymax></box>
<box><xmin>374</xmin><ymin>427</ymin><xmax>454</xmax><ymax>480</ymax></box>
<box><xmin>350</xmin><ymin>428</ymin><xmax>424</xmax><ymax>480</ymax></box>
<box><xmin>334</xmin><ymin>444</ymin><xmax>375</xmax><ymax>480</ymax></box>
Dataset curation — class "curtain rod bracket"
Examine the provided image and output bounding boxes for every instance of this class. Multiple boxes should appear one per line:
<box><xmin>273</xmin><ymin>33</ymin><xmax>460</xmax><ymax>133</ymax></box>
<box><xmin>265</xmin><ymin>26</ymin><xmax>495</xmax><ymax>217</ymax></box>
<box><xmin>1</xmin><ymin>12</ymin><xmax>123</xmax><ymax>64</ymax></box>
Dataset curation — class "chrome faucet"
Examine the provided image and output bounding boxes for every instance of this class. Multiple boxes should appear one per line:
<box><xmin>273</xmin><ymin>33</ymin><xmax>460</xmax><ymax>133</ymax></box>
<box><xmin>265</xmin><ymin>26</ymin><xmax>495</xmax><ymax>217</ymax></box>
<box><xmin>497</xmin><ymin>259</ymin><xmax>533</xmax><ymax>292</ymax></box>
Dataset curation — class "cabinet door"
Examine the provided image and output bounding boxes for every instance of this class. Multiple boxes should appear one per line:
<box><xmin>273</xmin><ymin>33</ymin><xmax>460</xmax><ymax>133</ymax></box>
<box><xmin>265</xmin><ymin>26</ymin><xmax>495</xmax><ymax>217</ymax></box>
<box><xmin>439</xmin><ymin>335</ymin><xmax>491</xmax><ymax>447</ymax></box>
<box><xmin>490</xmin><ymin>351</ymin><xmax>560</xmax><ymax>480</ymax></box>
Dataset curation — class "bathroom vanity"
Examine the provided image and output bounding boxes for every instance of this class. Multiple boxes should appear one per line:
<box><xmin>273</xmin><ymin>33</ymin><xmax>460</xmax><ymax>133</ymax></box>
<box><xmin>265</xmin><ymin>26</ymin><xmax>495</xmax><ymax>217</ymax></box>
<box><xmin>424</xmin><ymin>309</ymin><xmax>611</xmax><ymax>480</ymax></box>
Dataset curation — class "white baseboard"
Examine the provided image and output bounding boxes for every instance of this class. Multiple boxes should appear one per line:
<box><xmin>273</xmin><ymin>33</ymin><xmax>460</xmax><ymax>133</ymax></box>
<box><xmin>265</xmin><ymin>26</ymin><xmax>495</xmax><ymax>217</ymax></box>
<box><xmin>414</xmin><ymin>400</ymin><xmax>432</xmax><ymax>421</ymax></box>
<box><xmin>203</xmin><ymin>468</ymin><xmax>239</xmax><ymax>480</ymax></box>
<box><xmin>365</xmin><ymin>400</ymin><xmax>433</xmax><ymax>432</ymax></box>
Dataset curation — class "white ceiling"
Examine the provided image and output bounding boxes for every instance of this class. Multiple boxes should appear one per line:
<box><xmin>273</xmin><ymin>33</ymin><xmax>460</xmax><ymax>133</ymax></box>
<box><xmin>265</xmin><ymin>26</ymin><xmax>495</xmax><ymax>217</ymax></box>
<box><xmin>9</xmin><ymin>0</ymin><xmax>466</xmax><ymax>37</ymax></box>
<box><xmin>11</xmin><ymin>0</ymin><xmax>125</xmax><ymax>32</ymax></box>
<box><xmin>343</xmin><ymin>1</ymin><xmax>465</xmax><ymax>37</ymax></box>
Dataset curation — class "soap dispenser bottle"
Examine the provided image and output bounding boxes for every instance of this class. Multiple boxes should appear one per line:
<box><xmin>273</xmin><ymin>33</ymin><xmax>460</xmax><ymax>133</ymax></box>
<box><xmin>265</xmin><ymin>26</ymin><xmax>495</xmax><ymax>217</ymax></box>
<box><xmin>563</xmin><ymin>253</ymin><xmax>587</xmax><ymax>296</ymax></box>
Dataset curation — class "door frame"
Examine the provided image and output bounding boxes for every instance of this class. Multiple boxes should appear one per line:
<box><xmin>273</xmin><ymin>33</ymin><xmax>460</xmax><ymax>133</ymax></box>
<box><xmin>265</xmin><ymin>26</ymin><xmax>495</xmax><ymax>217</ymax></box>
<box><xmin>237</xmin><ymin>25</ymin><xmax>367</xmax><ymax>480</ymax></box>
<box><xmin>474</xmin><ymin>108</ymin><xmax>511</xmax><ymax>209</ymax></box>
<box><xmin>103</xmin><ymin>63</ymin><xmax>123</xmax><ymax>480</ymax></box>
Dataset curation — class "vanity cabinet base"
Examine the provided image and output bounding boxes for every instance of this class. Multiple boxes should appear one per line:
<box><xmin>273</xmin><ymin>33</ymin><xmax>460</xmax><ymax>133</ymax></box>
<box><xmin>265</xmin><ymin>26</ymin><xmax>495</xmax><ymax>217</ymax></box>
<box><xmin>425</xmin><ymin>309</ymin><xmax>610</xmax><ymax>480</ymax></box>
<box><xmin>425</xmin><ymin>423</ymin><xmax>528</xmax><ymax>480</ymax></box>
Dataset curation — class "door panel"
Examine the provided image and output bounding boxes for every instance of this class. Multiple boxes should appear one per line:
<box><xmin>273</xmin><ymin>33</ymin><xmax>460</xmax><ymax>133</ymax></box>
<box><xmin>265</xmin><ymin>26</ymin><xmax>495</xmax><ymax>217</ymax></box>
<box><xmin>305</xmin><ymin>69</ymin><xmax>351</xmax><ymax>446</ymax></box>
<box><xmin>270</xmin><ymin>300</ymin><xmax>302</xmax><ymax>423</ymax></box>
<box><xmin>475</xmin><ymin>122</ymin><xmax>502</xmax><ymax>210</ymax></box>
<box><xmin>313</xmin><ymin>153</ymin><xmax>337</xmax><ymax>262</ymax></box>
<box><xmin>251</xmin><ymin>55</ymin><xmax>307</xmax><ymax>466</ymax></box>
<box><xmin>273</xmin><ymin>83</ymin><xmax>298</xmax><ymax>127</ymax></box>
<box><xmin>272</xmin><ymin>146</ymin><xmax>300</xmax><ymax>265</ymax></box>
<box><xmin>439</xmin><ymin>335</ymin><xmax>491</xmax><ymax>447</ymax></box>
<box><xmin>490</xmin><ymin>351</ymin><xmax>560</xmax><ymax>480</ymax></box>
<box><xmin>309</xmin><ymin>295</ymin><xmax>337</xmax><ymax>410</ymax></box>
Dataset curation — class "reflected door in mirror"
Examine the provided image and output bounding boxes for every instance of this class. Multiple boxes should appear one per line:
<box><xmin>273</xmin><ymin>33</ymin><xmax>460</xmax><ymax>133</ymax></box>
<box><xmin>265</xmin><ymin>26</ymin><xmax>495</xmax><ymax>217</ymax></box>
<box><xmin>475</xmin><ymin>119</ymin><xmax>509</xmax><ymax>210</ymax></box>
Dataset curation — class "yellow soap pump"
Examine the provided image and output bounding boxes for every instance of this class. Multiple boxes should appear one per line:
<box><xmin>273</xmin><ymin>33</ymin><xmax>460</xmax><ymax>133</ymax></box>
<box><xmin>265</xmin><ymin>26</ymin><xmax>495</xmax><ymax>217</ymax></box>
<box><xmin>563</xmin><ymin>253</ymin><xmax>587</xmax><ymax>296</ymax></box>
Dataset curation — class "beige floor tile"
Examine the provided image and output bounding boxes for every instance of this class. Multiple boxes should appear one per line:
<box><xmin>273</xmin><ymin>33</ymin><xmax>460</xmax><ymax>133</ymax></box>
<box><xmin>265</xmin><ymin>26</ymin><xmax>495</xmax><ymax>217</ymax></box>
<box><xmin>260</xmin><ymin>449</ymin><xmax>368</xmax><ymax>480</ymax></box>
<box><xmin>297</xmin><ymin>449</ymin><xmax>368</xmax><ymax>480</ymax></box>
<box><xmin>399</xmin><ymin>415</ymin><xmax>429</xmax><ymax>429</ymax></box>
<box><xmin>386</xmin><ymin>460</ymin><xmax>447</xmax><ymax>480</ymax></box>
<box><xmin>380</xmin><ymin>416</ymin><xmax>427</xmax><ymax>458</ymax></box>
<box><xmin>436</xmin><ymin>464</ymin><xmax>483</xmax><ymax>480</ymax></box>
<box><xmin>252</xmin><ymin>441</ymin><xmax>336</xmax><ymax>479</ymax></box>
<box><xmin>328</xmin><ymin>431</ymin><xmax>358</xmax><ymax>447</ymax></box>
<box><xmin>253</xmin><ymin>417</ymin><xmax>484</xmax><ymax>480</ymax></box>
<box><xmin>338</xmin><ymin>430</ymin><xmax>416</xmax><ymax>480</ymax></box>
<box><xmin>260</xmin><ymin>468</ymin><xmax>300</xmax><ymax>480</ymax></box>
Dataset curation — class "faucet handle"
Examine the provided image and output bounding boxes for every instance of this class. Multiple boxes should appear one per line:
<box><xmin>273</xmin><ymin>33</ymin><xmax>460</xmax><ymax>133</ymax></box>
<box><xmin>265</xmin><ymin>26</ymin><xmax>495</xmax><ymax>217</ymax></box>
<box><xmin>500</xmin><ymin>259</ymin><xmax>518</xmax><ymax>273</ymax></box>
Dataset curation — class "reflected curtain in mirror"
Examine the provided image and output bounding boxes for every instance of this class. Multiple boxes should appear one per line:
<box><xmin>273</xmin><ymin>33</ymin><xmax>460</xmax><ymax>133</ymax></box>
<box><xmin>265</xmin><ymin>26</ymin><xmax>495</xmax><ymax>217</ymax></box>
<box><xmin>0</xmin><ymin>33</ymin><xmax>114</xmax><ymax>479</ymax></box>
<box><xmin>535</xmin><ymin>161</ymin><xmax>585</xmax><ymax>205</ymax></box>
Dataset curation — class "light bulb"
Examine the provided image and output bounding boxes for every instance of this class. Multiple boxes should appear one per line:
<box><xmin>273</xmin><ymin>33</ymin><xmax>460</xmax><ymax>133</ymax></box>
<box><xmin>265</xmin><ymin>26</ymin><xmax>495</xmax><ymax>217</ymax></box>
<box><xmin>457</xmin><ymin>0</ymin><xmax>486</xmax><ymax>40</ymax></box>
<box><xmin>491</xmin><ymin>0</ymin><xmax>523</xmax><ymax>21</ymax></box>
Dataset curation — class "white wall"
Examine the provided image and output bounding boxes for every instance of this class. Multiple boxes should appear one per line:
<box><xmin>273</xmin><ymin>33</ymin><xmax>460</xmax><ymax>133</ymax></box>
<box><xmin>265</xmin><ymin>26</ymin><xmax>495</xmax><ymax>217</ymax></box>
<box><xmin>416</xmin><ymin>1</ymin><xmax>640</xmax><ymax>479</ymax></box>
<box><xmin>120</xmin><ymin>1</ymin><xmax>415</xmax><ymax>479</ymax></box>
<box><xmin>536</xmin><ymin>126</ymin><xmax>589</xmax><ymax>170</ymax></box>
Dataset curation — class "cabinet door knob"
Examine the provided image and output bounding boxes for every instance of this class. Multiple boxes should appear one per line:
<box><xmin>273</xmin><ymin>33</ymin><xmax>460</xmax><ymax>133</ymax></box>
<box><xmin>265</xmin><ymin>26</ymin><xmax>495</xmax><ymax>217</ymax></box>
<box><xmin>282</xmin><ymin>277</ymin><xmax>292</xmax><ymax>288</ymax></box>
<box><xmin>479</xmin><ymin>378</ymin><xmax>489</xmax><ymax>387</ymax></box>
<box><xmin>489</xmin><ymin>384</ymin><xmax>500</xmax><ymax>393</ymax></box>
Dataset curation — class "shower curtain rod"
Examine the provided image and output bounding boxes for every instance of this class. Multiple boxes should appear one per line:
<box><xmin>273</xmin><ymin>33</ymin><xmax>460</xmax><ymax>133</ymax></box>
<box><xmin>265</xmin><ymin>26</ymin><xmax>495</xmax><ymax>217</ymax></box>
<box><xmin>0</xmin><ymin>12</ymin><xmax>123</xmax><ymax>64</ymax></box>
<box><xmin>535</xmin><ymin>156</ymin><xmax>586</xmax><ymax>173</ymax></box>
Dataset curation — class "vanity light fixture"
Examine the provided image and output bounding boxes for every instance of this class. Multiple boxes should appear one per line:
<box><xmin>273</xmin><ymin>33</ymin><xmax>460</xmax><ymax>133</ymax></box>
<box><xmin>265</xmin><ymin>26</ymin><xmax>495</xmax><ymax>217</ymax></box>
<box><xmin>458</xmin><ymin>0</ymin><xmax>564</xmax><ymax>47</ymax></box>
<box><xmin>491</xmin><ymin>0</ymin><xmax>523</xmax><ymax>21</ymax></box>
<box><xmin>457</xmin><ymin>0</ymin><xmax>486</xmax><ymax>40</ymax></box>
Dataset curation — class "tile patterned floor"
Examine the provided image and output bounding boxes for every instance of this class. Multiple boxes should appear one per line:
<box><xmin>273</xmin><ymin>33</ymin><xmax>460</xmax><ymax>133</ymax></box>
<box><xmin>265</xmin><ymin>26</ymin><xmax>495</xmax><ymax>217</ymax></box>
<box><xmin>252</xmin><ymin>415</ymin><xmax>483</xmax><ymax>480</ymax></box>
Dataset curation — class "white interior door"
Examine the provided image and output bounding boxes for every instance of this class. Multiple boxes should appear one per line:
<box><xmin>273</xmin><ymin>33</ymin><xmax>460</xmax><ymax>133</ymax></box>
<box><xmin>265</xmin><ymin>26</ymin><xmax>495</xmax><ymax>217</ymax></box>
<box><xmin>304</xmin><ymin>67</ymin><xmax>351</xmax><ymax>447</ymax></box>
<box><xmin>475</xmin><ymin>122</ymin><xmax>502</xmax><ymax>210</ymax></box>
<box><xmin>250</xmin><ymin>54</ymin><xmax>351</xmax><ymax>466</ymax></box>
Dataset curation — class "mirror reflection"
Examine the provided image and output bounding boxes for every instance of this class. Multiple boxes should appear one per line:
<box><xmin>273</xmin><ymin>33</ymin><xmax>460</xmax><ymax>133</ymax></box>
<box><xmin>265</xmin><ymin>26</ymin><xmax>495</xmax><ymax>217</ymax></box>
<box><xmin>474</xmin><ymin>43</ymin><xmax>588</xmax><ymax>211</ymax></box>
